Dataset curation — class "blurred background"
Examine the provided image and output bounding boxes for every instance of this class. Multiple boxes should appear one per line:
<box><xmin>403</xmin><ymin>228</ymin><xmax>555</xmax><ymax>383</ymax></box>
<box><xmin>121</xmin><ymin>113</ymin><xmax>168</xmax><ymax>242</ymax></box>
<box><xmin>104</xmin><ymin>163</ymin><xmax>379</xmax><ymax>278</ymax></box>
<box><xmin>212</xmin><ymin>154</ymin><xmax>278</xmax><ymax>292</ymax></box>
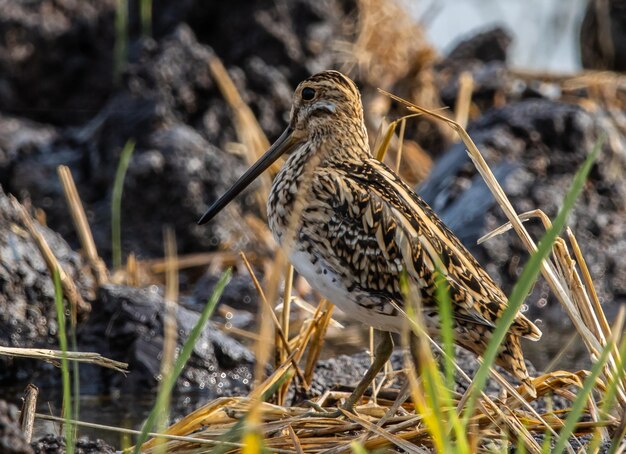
<box><xmin>0</xmin><ymin>0</ymin><xmax>625</xmax><ymax>449</ymax></box>
<box><xmin>411</xmin><ymin>0</ymin><xmax>589</xmax><ymax>71</ymax></box>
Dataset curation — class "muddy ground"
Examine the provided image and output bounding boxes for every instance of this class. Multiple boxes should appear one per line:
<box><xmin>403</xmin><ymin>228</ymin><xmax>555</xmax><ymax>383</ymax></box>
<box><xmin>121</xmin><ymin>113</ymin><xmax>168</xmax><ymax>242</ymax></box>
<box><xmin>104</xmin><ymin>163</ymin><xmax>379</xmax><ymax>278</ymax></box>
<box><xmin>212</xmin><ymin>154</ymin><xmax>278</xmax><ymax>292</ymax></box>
<box><xmin>0</xmin><ymin>0</ymin><xmax>625</xmax><ymax>451</ymax></box>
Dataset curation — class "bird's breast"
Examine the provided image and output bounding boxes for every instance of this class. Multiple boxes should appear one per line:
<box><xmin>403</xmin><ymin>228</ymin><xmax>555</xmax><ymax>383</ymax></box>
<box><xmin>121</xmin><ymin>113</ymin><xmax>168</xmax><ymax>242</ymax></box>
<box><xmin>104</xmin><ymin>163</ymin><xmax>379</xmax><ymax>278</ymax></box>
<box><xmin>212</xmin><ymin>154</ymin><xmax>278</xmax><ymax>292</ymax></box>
<box><xmin>266</xmin><ymin>145</ymin><xmax>318</xmax><ymax>246</ymax></box>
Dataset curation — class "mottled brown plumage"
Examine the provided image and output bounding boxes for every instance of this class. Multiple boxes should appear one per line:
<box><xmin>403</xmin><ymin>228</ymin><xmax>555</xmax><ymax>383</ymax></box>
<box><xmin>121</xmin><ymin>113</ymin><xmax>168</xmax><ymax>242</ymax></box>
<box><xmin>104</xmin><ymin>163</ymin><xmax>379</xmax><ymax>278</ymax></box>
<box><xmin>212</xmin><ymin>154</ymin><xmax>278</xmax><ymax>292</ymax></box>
<box><xmin>199</xmin><ymin>70</ymin><xmax>542</xmax><ymax>400</ymax></box>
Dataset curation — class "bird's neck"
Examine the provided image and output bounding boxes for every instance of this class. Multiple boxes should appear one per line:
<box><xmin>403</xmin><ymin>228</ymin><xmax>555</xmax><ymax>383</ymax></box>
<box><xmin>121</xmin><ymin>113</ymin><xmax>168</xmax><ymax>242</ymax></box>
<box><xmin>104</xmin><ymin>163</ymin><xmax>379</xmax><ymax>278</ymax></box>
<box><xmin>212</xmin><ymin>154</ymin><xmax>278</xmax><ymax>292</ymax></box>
<box><xmin>311</xmin><ymin>121</ymin><xmax>371</xmax><ymax>164</ymax></box>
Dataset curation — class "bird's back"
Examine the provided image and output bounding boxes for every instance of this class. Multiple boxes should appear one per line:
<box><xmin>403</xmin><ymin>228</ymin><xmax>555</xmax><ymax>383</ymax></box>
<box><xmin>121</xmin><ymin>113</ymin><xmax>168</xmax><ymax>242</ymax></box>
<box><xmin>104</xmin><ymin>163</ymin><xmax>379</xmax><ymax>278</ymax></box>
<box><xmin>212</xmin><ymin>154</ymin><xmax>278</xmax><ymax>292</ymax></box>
<box><xmin>270</xmin><ymin>152</ymin><xmax>541</xmax><ymax>395</ymax></box>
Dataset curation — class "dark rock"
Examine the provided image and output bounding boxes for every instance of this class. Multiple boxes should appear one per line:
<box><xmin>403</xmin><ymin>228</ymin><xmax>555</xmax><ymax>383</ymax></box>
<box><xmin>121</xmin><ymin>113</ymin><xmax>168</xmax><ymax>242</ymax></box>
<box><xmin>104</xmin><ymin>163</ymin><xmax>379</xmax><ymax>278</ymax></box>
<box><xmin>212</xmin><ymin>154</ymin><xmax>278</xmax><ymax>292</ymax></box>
<box><xmin>438</xmin><ymin>61</ymin><xmax>515</xmax><ymax>113</ymax></box>
<box><xmin>184</xmin><ymin>0</ymin><xmax>355</xmax><ymax>87</ymax></box>
<box><xmin>309</xmin><ymin>350</ymin><xmax>403</xmax><ymax>398</ymax></box>
<box><xmin>310</xmin><ymin>345</ymin><xmax>536</xmax><ymax>401</ymax></box>
<box><xmin>2</xmin><ymin>25</ymin><xmax>298</xmax><ymax>259</ymax></box>
<box><xmin>0</xmin><ymin>0</ymin><xmax>116</xmax><ymax>125</ymax></box>
<box><xmin>580</xmin><ymin>0</ymin><xmax>626</xmax><ymax>71</ymax></box>
<box><xmin>0</xmin><ymin>114</ymin><xmax>59</xmax><ymax>186</ymax></box>
<box><xmin>0</xmin><ymin>400</ymin><xmax>32</xmax><ymax>454</ymax></box>
<box><xmin>78</xmin><ymin>284</ymin><xmax>254</xmax><ymax>396</ymax></box>
<box><xmin>437</xmin><ymin>26</ymin><xmax>563</xmax><ymax>113</ymax></box>
<box><xmin>193</xmin><ymin>271</ymin><xmax>260</xmax><ymax>313</ymax></box>
<box><xmin>93</xmin><ymin>122</ymin><xmax>255</xmax><ymax>260</ymax></box>
<box><xmin>2</xmin><ymin>27</ymin><xmax>261</xmax><ymax>259</ymax></box>
<box><xmin>444</xmin><ymin>26</ymin><xmax>513</xmax><ymax>64</ymax></box>
<box><xmin>31</xmin><ymin>435</ymin><xmax>115</xmax><ymax>454</ymax></box>
<box><xmin>0</xmin><ymin>188</ymin><xmax>94</xmax><ymax>384</ymax></box>
<box><xmin>0</xmin><ymin>0</ymin><xmax>358</xmax><ymax>260</ymax></box>
<box><xmin>1</xmin><ymin>116</ymin><xmax>84</xmax><ymax>248</ymax></box>
<box><xmin>437</xmin><ymin>27</ymin><xmax>516</xmax><ymax>111</ymax></box>
<box><xmin>418</xmin><ymin>98</ymin><xmax>626</xmax><ymax>369</ymax></box>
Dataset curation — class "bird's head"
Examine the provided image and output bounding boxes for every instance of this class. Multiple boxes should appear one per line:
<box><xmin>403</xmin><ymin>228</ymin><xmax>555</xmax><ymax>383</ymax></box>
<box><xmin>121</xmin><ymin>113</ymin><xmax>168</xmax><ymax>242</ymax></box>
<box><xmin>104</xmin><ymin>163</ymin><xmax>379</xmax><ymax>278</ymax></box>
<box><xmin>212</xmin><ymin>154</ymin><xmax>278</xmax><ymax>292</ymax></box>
<box><xmin>197</xmin><ymin>70</ymin><xmax>366</xmax><ymax>225</ymax></box>
<box><xmin>287</xmin><ymin>70</ymin><xmax>366</xmax><ymax>142</ymax></box>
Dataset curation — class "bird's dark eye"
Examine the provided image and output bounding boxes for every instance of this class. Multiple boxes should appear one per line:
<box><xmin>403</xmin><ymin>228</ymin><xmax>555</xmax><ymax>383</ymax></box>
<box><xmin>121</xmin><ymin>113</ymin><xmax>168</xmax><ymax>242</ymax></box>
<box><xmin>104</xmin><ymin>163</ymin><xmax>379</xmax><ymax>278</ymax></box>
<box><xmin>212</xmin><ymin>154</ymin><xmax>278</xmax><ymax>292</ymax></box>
<box><xmin>301</xmin><ymin>87</ymin><xmax>316</xmax><ymax>101</ymax></box>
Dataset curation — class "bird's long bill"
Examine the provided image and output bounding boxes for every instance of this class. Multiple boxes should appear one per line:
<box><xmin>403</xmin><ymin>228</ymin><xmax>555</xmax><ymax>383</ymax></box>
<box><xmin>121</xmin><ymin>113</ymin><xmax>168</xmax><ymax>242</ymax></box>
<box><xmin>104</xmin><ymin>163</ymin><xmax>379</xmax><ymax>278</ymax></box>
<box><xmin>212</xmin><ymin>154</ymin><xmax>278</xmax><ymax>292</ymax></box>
<box><xmin>197</xmin><ymin>127</ymin><xmax>297</xmax><ymax>225</ymax></box>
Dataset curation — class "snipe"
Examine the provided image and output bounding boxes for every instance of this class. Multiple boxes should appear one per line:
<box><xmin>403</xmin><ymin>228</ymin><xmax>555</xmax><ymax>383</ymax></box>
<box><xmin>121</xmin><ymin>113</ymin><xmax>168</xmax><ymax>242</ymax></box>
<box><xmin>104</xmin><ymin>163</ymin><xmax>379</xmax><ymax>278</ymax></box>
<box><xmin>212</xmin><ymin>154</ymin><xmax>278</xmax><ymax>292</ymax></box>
<box><xmin>199</xmin><ymin>70</ymin><xmax>542</xmax><ymax>411</ymax></box>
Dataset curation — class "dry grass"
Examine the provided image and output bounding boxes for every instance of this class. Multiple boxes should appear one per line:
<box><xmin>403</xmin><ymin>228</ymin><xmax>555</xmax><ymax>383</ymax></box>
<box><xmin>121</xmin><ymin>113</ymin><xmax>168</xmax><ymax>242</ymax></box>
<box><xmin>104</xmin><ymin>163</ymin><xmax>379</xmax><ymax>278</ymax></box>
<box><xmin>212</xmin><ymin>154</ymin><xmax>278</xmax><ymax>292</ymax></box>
<box><xmin>6</xmin><ymin>0</ymin><xmax>625</xmax><ymax>451</ymax></box>
<box><xmin>131</xmin><ymin>91</ymin><xmax>624</xmax><ymax>453</ymax></box>
<box><xmin>58</xmin><ymin>166</ymin><xmax>109</xmax><ymax>286</ymax></box>
<box><xmin>0</xmin><ymin>346</ymin><xmax>127</xmax><ymax>373</ymax></box>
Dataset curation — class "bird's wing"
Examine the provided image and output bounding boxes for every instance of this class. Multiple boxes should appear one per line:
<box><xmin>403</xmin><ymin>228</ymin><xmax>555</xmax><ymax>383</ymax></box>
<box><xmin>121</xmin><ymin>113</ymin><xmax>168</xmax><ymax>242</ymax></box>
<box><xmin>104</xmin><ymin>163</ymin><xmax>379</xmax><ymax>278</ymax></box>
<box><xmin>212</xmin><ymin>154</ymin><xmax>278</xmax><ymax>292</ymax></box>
<box><xmin>310</xmin><ymin>159</ymin><xmax>541</xmax><ymax>341</ymax></box>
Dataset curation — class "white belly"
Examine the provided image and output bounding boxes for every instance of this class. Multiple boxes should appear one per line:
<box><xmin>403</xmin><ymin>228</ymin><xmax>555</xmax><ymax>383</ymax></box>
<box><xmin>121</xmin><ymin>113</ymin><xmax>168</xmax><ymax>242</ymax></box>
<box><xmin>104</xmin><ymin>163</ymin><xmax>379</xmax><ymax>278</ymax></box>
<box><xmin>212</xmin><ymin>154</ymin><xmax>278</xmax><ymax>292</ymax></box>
<box><xmin>289</xmin><ymin>249</ymin><xmax>404</xmax><ymax>333</ymax></box>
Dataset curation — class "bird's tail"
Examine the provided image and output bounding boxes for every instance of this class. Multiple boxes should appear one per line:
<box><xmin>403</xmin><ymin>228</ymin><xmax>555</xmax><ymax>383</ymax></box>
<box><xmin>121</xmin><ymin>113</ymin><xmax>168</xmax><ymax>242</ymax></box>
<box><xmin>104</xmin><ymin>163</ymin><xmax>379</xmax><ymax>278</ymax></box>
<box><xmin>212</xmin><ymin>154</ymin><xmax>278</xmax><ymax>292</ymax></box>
<box><xmin>495</xmin><ymin>334</ymin><xmax>537</xmax><ymax>398</ymax></box>
<box><xmin>459</xmin><ymin>329</ymin><xmax>537</xmax><ymax>398</ymax></box>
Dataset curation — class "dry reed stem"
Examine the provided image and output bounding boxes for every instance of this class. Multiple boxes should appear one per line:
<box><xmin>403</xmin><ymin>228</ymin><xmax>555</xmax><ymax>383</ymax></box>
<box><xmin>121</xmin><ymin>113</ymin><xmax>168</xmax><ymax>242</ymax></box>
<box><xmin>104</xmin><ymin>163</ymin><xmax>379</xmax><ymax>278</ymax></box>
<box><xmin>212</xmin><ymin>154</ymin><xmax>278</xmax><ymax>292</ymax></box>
<box><xmin>214</xmin><ymin>321</ymin><xmax>261</xmax><ymax>341</ymax></box>
<box><xmin>454</xmin><ymin>71</ymin><xmax>474</xmax><ymax>129</ymax></box>
<box><xmin>278</xmin><ymin>263</ymin><xmax>295</xmax><ymax>405</ymax></box>
<box><xmin>146</xmin><ymin>251</ymin><xmax>257</xmax><ymax>274</ymax></box>
<box><xmin>287</xmin><ymin>425</ymin><xmax>305</xmax><ymax>454</ymax></box>
<box><xmin>394</xmin><ymin>117</ymin><xmax>406</xmax><ymax>173</ymax></box>
<box><xmin>125</xmin><ymin>252</ymin><xmax>139</xmax><ymax>286</ymax></box>
<box><xmin>140</xmin><ymin>391</ymin><xmax>612</xmax><ymax>453</ymax></box>
<box><xmin>57</xmin><ymin>165</ymin><xmax>109</xmax><ymax>286</ymax></box>
<box><xmin>140</xmin><ymin>397</ymin><xmax>238</xmax><ymax>449</ymax></box>
<box><xmin>240</xmin><ymin>249</ymin><xmax>290</xmax><ymax>439</ymax></box>
<box><xmin>239</xmin><ymin>251</ymin><xmax>306</xmax><ymax>386</ymax></box>
<box><xmin>357</xmin><ymin>382</ymin><xmax>411</xmax><ymax>447</ymax></box>
<box><xmin>303</xmin><ymin>300</ymin><xmax>334</xmax><ymax>386</ymax></box>
<box><xmin>0</xmin><ymin>346</ymin><xmax>127</xmax><ymax>372</ymax></box>
<box><xmin>11</xmin><ymin>196</ymin><xmax>90</xmax><ymax>319</ymax></box>
<box><xmin>144</xmin><ymin>66</ymin><xmax>623</xmax><ymax>453</ymax></box>
<box><xmin>155</xmin><ymin>226</ymin><xmax>179</xmax><ymax>444</ymax></box>
<box><xmin>477</xmin><ymin>209</ymin><xmax>553</xmax><ymax>244</ymax></box>
<box><xmin>342</xmin><ymin>409</ymin><xmax>430</xmax><ymax>454</ymax></box>
<box><xmin>19</xmin><ymin>384</ymin><xmax>38</xmax><ymax>442</ymax></box>
<box><xmin>250</xmin><ymin>348</ymin><xmax>300</xmax><ymax>403</ymax></box>
<box><xmin>373</xmin><ymin>112</ymin><xmax>435</xmax><ymax>185</ymax></box>
<box><xmin>341</xmin><ymin>0</ymin><xmax>430</xmax><ymax>88</ymax></box>
<box><xmin>380</xmin><ymin>86</ymin><xmax>610</xmax><ymax>380</ymax></box>
<box><xmin>243</xmin><ymin>214</ymin><xmax>277</xmax><ymax>250</ymax></box>
<box><xmin>34</xmin><ymin>410</ymin><xmax>297</xmax><ymax>453</ymax></box>
<box><xmin>510</xmin><ymin>68</ymin><xmax>626</xmax><ymax>91</ymax></box>
<box><xmin>480</xmin><ymin>210</ymin><xmax>626</xmax><ymax>409</ymax></box>
<box><xmin>568</xmin><ymin>228</ymin><xmax>626</xmax><ymax>404</ymax></box>
<box><xmin>389</xmin><ymin>293</ymin><xmax>561</xmax><ymax>450</ymax></box>
<box><xmin>287</xmin><ymin>296</ymin><xmax>343</xmax><ymax>329</ymax></box>
<box><xmin>291</xmin><ymin>300</ymin><xmax>332</xmax><ymax>371</ymax></box>
<box><xmin>162</xmin><ymin>228</ymin><xmax>179</xmax><ymax>368</ymax></box>
<box><xmin>207</xmin><ymin>53</ymin><xmax>273</xmax><ymax>214</ymax></box>
<box><xmin>544</xmin><ymin>333</ymin><xmax>579</xmax><ymax>373</ymax></box>
<box><xmin>368</xmin><ymin>326</ymin><xmax>377</xmax><ymax>406</ymax></box>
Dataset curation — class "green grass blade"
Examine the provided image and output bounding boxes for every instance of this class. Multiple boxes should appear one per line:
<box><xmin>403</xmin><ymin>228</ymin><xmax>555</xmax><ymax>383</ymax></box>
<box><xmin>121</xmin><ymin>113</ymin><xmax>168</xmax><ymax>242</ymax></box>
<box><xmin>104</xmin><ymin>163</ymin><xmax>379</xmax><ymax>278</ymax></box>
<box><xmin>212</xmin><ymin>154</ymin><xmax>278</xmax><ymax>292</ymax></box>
<box><xmin>461</xmin><ymin>137</ymin><xmax>602</xmax><ymax>427</ymax></box>
<box><xmin>132</xmin><ymin>268</ymin><xmax>233</xmax><ymax>452</ymax></box>
<box><xmin>401</xmin><ymin>273</ymin><xmax>470</xmax><ymax>452</ymax></box>
<box><xmin>434</xmin><ymin>268</ymin><xmax>455</xmax><ymax>392</ymax></box>
<box><xmin>113</xmin><ymin>0</ymin><xmax>128</xmax><ymax>84</ymax></box>
<box><xmin>350</xmin><ymin>441</ymin><xmax>369</xmax><ymax>454</ymax></box>
<box><xmin>540</xmin><ymin>420</ymin><xmax>553</xmax><ymax>453</ymax></box>
<box><xmin>140</xmin><ymin>0</ymin><xmax>152</xmax><ymax>37</ymax></box>
<box><xmin>53</xmin><ymin>268</ymin><xmax>74</xmax><ymax>454</ymax></box>
<box><xmin>552</xmin><ymin>338</ymin><xmax>614</xmax><ymax>454</ymax></box>
<box><xmin>432</xmin><ymin>268</ymin><xmax>470</xmax><ymax>450</ymax></box>
<box><xmin>111</xmin><ymin>139</ymin><xmax>135</xmax><ymax>269</ymax></box>
<box><xmin>579</xmin><ymin>335</ymin><xmax>626</xmax><ymax>454</ymax></box>
<box><xmin>70</xmin><ymin>323</ymin><xmax>79</xmax><ymax>441</ymax></box>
